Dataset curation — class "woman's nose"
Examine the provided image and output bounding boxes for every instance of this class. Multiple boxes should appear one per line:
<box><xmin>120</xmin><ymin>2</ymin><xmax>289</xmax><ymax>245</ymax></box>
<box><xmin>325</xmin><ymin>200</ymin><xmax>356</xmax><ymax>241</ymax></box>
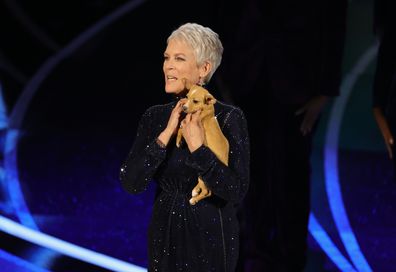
<box><xmin>164</xmin><ymin>60</ymin><xmax>174</xmax><ymax>70</ymax></box>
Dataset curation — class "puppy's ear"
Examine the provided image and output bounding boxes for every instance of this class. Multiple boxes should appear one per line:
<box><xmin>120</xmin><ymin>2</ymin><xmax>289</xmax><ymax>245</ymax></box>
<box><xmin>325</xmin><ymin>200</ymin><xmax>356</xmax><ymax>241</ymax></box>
<box><xmin>205</xmin><ymin>93</ymin><xmax>216</xmax><ymax>105</ymax></box>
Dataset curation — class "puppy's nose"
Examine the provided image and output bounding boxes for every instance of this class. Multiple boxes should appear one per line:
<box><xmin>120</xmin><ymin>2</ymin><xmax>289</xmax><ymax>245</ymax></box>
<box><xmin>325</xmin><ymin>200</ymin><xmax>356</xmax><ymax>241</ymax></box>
<box><xmin>182</xmin><ymin>105</ymin><xmax>188</xmax><ymax>112</ymax></box>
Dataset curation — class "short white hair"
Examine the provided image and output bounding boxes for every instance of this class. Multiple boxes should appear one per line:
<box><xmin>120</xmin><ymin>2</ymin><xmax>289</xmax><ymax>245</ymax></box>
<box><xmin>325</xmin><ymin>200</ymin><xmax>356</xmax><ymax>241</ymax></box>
<box><xmin>167</xmin><ymin>22</ymin><xmax>224</xmax><ymax>84</ymax></box>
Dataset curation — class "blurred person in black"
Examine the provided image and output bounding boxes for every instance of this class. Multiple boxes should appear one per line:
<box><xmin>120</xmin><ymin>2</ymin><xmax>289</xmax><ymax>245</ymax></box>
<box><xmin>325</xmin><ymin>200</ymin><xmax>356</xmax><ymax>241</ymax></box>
<box><xmin>218</xmin><ymin>0</ymin><xmax>348</xmax><ymax>271</ymax></box>
<box><xmin>372</xmin><ymin>0</ymin><xmax>396</xmax><ymax>181</ymax></box>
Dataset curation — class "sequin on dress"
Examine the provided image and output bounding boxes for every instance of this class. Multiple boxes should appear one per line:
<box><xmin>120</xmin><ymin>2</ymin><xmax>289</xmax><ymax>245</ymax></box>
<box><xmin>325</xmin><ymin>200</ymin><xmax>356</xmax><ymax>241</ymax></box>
<box><xmin>120</xmin><ymin>99</ymin><xmax>250</xmax><ymax>272</ymax></box>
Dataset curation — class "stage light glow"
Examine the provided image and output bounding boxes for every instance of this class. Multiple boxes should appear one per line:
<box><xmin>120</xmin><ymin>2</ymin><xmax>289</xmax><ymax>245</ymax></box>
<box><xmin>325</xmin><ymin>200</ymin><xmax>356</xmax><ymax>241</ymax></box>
<box><xmin>0</xmin><ymin>249</ymin><xmax>50</xmax><ymax>272</ymax></box>
<box><xmin>0</xmin><ymin>216</ymin><xmax>146</xmax><ymax>272</ymax></box>
<box><xmin>308</xmin><ymin>213</ymin><xmax>356</xmax><ymax>272</ymax></box>
<box><xmin>322</xmin><ymin>44</ymin><xmax>378</xmax><ymax>272</ymax></box>
<box><xmin>0</xmin><ymin>1</ymin><xmax>375</xmax><ymax>271</ymax></box>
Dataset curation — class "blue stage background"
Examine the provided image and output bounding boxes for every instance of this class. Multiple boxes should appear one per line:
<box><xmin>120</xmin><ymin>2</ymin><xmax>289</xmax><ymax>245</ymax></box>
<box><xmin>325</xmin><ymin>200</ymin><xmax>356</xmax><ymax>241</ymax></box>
<box><xmin>1</xmin><ymin>0</ymin><xmax>395</xmax><ymax>271</ymax></box>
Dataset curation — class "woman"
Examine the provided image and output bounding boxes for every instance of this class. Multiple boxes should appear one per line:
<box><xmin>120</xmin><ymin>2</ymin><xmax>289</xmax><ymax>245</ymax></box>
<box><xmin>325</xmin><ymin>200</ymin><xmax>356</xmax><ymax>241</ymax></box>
<box><xmin>120</xmin><ymin>22</ymin><xmax>250</xmax><ymax>272</ymax></box>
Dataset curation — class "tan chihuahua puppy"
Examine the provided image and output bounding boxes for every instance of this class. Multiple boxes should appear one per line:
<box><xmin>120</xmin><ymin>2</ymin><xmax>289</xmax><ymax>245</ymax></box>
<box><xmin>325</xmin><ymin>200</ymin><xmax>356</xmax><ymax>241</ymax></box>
<box><xmin>176</xmin><ymin>80</ymin><xmax>229</xmax><ymax>205</ymax></box>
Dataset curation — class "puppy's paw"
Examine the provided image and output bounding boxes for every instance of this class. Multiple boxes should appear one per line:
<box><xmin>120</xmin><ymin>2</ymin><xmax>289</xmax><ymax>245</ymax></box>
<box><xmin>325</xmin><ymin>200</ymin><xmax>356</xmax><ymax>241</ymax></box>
<box><xmin>176</xmin><ymin>128</ymin><xmax>183</xmax><ymax>147</ymax></box>
<box><xmin>189</xmin><ymin>186</ymin><xmax>201</xmax><ymax>205</ymax></box>
<box><xmin>189</xmin><ymin>184</ymin><xmax>212</xmax><ymax>205</ymax></box>
<box><xmin>192</xmin><ymin>187</ymin><xmax>200</xmax><ymax>197</ymax></box>
<box><xmin>189</xmin><ymin>198</ymin><xmax>197</xmax><ymax>205</ymax></box>
<box><xmin>189</xmin><ymin>191</ymin><xmax>211</xmax><ymax>205</ymax></box>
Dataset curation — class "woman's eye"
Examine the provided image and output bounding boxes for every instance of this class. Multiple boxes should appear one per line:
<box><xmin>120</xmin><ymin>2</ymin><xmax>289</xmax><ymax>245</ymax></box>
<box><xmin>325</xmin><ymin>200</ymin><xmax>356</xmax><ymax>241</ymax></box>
<box><xmin>176</xmin><ymin>57</ymin><xmax>185</xmax><ymax>61</ymax></box>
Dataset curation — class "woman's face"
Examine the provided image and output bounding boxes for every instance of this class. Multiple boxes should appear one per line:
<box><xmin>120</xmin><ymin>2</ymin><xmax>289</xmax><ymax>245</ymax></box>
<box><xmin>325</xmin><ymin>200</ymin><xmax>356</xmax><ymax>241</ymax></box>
<box><xmin>163</xmin><ymin>38</ymin><xmax>208</xmax><ymax>95</ymax></box>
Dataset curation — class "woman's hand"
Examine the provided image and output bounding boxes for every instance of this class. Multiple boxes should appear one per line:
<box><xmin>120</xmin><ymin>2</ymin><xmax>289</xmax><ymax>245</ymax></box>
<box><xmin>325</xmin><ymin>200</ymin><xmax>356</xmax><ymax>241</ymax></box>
<box><xmin>295</xmin><ymin>95</ymin><xmax>329</xmax><ymax>136</ymax></box>
<box><xmin>181</xmin><ymin>110</ymin><xmax>204</xmax><ymax>152</ymax></box>
<box><xmin>373</xmin><ymin>107</ymin><xmax>394</xmax><ymax>159</ymax></box>
<box><xmin>157</xmin><ymin>99</ymin><xmax>186</xmax><ymax>146</ymax></box>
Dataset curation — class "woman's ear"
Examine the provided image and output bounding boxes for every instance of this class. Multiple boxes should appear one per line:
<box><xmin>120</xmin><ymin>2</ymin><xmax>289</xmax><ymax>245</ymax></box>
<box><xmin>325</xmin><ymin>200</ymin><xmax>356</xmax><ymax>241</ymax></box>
<box><xmin>199</xmin><ymin>61</ymin><xmax>212</xmax><ymax>80</ymax></box>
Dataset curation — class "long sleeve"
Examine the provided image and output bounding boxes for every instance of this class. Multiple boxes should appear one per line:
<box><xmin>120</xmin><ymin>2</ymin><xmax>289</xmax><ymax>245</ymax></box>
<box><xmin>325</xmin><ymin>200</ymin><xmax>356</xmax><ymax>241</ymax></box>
<box><xmin>119</xmin><ymin>106</ymin><xmax>167</xmax><ymax>194</ymax></box>
<box><xmin>185</xmin><ymin>107</ymin><xmax>250</xmax><ymax>204</ymax></box>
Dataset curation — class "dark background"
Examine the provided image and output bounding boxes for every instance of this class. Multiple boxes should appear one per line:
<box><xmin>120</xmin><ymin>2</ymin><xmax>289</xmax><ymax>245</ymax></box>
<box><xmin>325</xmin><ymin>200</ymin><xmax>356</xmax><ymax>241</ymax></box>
<box><xmin>0</xmin><ymin>0</ymin><xmax>395</xmax><ymax>271</ymax></box>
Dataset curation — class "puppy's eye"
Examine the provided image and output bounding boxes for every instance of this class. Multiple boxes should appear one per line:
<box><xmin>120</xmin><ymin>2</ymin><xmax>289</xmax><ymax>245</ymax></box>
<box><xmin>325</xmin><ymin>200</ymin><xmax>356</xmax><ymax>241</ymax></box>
<box><xmin>193</xmin><ymin>100</ymin><xmax>199</xmax><ymax>104</ymax></box>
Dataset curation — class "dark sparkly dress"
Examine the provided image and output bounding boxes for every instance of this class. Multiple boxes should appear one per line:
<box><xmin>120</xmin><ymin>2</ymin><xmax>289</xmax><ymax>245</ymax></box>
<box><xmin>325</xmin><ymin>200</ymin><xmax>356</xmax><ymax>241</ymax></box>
<box><xmin>120</xmin><ymin>99</ymin><xmax>250</xmax><ymax>272</ymax></box>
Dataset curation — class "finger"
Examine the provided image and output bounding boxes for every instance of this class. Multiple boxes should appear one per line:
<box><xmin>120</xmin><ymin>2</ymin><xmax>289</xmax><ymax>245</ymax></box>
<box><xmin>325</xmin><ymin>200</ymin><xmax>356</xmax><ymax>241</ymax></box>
<box><xmin>177</xmin><ymin>99</ymin><xmax>188</xmax><ymax>109</ymax></box>
<box><xmin>173</xmin><ymin>102</ymin><xmax>183</xmax><ymax>114</ymax></box>
<box><xmin>192</xmin><ymin>110</ymin><xmax>202</xmax><ymax>122</ymax></box>
<box><xmin>180</xmin><ymin>119</ymin><xmax>187</xmax><ymax>128</ymax></box>
<box><xmin>300</xmin><ymin>112</ymin><xmax>316</xmax><ymax>135</ymax></box>
<box><xmin>300</xmin><ymin>117</ymin><xmax>309</xmax><ymax>135</ymax></box>
<box><xmin>185</xmin><ymin>113</ymin><xmax>192</xmax><ymax>123</ymax></box>
<box><xmin>386</xmin><ymin>142</ymin><xmax>393</xmax><ymax>159</ymax></box>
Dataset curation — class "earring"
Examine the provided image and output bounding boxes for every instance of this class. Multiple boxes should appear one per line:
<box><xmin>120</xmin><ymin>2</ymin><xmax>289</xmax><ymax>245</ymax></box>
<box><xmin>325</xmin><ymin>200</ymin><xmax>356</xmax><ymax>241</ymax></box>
<box><xmin>198</xmin><ymin>77</ymin><xmax>205</xmax><ymax>86</ymax></box>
